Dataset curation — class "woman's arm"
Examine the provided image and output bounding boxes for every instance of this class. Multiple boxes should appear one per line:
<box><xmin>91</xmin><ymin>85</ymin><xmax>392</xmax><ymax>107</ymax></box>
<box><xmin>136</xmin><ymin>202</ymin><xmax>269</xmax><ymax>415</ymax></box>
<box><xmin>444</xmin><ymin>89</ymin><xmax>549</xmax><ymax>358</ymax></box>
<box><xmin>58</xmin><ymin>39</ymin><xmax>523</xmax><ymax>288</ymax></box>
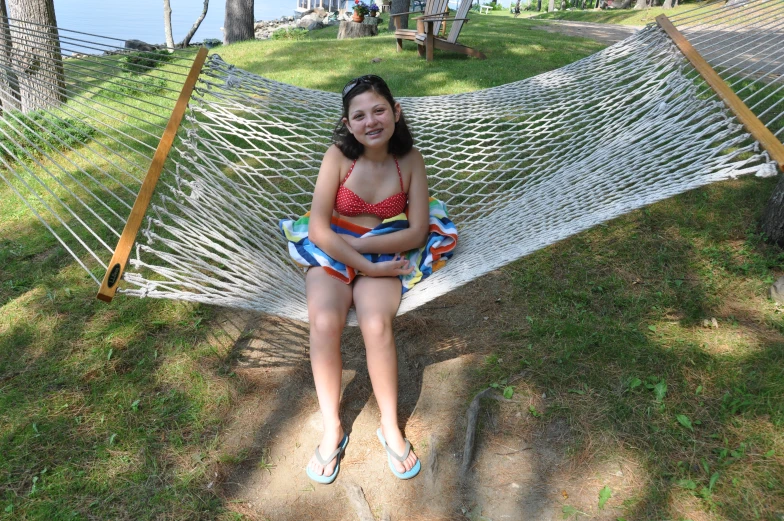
<box><xmin>350</xmin><ymin>149</ymin><xmax>430</xmax><ymax>255</ymax></box>
<box><xmin>308</xmin><ymin>146</ymin><xmax>413</xmax><ymax>277</ymax></box>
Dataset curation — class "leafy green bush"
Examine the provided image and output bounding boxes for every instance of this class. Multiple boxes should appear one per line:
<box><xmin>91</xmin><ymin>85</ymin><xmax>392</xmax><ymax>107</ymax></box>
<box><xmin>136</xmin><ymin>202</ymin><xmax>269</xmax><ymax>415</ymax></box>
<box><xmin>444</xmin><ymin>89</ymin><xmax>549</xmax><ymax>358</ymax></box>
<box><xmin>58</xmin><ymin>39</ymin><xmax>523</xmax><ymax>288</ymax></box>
<box><xmin>120</xmin><ymin>49</ymin><xmax>173</xmax><ymax>74</ymax></box>
<box><xmin>271</xmin><ymin>28</ymin><xmax>309</xmax><ymax>41</ymax></box>
<box><xmin>103</xmin><ymin>72</ymin><xmax>168</xmax><ymax>99</ymax></box>
<box><xmin>0</xmin><ymin>111</ymin><xmax>96</xmax><ymax>163</ymax></box>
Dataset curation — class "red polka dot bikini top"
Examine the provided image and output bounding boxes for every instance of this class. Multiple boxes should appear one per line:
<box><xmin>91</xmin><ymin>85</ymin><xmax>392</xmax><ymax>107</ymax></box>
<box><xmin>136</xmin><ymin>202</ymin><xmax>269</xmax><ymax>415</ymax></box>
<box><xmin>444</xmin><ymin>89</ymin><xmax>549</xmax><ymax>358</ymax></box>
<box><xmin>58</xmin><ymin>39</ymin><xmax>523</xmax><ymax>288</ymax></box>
<box><xmin>334</xmin><ymin>156</ymin><xmax>408</xmax><ymax>219</ymax></box>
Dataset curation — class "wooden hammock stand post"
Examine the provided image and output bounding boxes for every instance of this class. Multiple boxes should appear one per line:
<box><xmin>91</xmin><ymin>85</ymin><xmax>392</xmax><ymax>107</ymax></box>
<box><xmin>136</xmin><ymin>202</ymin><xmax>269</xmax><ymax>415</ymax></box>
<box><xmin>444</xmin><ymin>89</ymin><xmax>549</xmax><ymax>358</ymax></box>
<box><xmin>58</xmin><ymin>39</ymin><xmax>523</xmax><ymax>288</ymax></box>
<box><xmin>656</xmin><ymin>15</ymin><xmax>784</xmax><ymax>173</ymax></box>
<box><xmin>96</xmin><ymin>46</ymin><xmax>208</xmax><ymax>303</ymax></box>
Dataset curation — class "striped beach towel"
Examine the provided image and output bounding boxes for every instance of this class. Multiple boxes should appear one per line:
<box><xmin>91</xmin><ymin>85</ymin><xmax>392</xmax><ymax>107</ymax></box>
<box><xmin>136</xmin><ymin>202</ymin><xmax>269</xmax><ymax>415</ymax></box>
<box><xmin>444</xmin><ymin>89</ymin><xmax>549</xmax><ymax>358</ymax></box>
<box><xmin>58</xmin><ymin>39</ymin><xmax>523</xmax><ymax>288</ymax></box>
<box><xmin>279</xmin><ymin>198</ymin><xmax>458</xmax><ymax>293</ymax></box>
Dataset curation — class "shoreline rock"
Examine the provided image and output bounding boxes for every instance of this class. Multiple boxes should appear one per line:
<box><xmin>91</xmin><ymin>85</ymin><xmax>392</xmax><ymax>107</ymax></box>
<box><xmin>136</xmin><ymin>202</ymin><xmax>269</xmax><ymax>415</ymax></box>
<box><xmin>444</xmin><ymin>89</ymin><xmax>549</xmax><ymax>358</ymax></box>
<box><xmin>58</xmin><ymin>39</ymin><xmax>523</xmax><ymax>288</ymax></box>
<box><xmin>254</xmin><ymin>8</ymin><xmax>340</xmax><ymax>40</ymax></box>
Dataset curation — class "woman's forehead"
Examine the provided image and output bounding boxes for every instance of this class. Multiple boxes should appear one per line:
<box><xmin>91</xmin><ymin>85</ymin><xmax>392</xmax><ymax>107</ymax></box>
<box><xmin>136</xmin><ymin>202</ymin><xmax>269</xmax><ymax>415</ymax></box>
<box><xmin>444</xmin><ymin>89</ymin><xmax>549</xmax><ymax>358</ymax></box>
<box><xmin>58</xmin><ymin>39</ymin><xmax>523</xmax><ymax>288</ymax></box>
<box><xmin>348</xmin><ymin>90</ymin><xmax>391</xmax><ymax>112</ymax></box>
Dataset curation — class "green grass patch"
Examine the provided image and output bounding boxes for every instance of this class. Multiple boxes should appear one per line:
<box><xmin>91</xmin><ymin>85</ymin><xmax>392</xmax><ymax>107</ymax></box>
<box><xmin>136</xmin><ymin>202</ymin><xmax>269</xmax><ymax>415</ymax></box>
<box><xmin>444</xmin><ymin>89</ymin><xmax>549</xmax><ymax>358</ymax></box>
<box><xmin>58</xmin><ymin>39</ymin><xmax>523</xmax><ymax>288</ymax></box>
<box><xmin>0</xmin><ymin>111</ymin><xmax>95</xmax><ymax>165</ymax></box>
<box><xmin>479</xmin><ymin>178</ymin><xmax>784</xmax><ymax>519</ymax></box>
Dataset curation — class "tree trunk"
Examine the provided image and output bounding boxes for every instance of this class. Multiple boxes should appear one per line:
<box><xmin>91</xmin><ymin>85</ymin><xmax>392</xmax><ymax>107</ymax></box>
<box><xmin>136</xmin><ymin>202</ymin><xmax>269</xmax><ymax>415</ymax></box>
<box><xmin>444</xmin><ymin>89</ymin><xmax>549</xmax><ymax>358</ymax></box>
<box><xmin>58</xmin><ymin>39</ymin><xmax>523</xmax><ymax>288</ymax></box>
<box><xmin>633</xmin><ymin>0</ymin><xmax>647</xmax><ymax>8</ymax></box>
<box><xmin>388</xmin><ymin>0</ymin><xmax>410</xmax><ymax>32</ymax></box>
<box><xmin>662</xmin><ymin>0</ymin><xmax>672</xmax><ymax>8</ymax></box>
<box><xmin>163</xmin><ymin>0</ymin><xmax>175</xmax><ymax>51</ymax></box>
<box><xmin>537</xmin><ymin>0</ymin><xmax>542</xmax><ymax>10</ymax></box>
<box><xmin>338</xmin><ymin>20</ymin><xmax>378</xmax><ymax>38</ymax></box>
<box><xmin>224</xmin><ymin>0</ymin><xmax>254</xmax><ymax>45</ymax></box>
<box><xmin>761</xmin><ymin>175</ymin><xmax>784</xmax><ymax>247</ymax></box>
<box><xmin>7</xmin><ymin>0</ymin><xmax>65</xmax><ymax>113</ymax></box>
<box><xmin>181</xmin><ymin>0</ymin><xmax>209</xmax><ymax>47</ymax></box>
<box><xmin>548</xmin><ymin>0</ymin><xmax>555</xmax><ymax>11</ymax></box>
<box><xmin>0</xmin><ymin>0</ymin><xmax>21</xmax><ymax>114</ymax></box>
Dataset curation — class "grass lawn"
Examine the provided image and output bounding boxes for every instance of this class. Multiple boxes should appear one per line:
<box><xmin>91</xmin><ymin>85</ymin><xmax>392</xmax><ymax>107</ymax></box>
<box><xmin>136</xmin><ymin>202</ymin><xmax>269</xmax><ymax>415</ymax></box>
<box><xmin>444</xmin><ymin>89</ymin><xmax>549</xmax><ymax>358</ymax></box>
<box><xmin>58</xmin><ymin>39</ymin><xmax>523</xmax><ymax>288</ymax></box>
<box><xmin>1</xmin><ymin>9</ymin><xmax>783</xmax><ymax>520</ymax></box>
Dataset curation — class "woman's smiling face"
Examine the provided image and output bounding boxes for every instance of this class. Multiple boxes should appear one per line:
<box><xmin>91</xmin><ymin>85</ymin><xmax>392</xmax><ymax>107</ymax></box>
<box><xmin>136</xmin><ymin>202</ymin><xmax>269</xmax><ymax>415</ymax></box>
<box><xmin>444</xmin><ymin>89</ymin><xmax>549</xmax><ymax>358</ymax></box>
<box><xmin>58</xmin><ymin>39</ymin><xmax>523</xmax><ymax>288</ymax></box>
<box><xmin>344</xmin><ymin>90</ymin><xmax>401</xmax><ymax>150</ymax></box>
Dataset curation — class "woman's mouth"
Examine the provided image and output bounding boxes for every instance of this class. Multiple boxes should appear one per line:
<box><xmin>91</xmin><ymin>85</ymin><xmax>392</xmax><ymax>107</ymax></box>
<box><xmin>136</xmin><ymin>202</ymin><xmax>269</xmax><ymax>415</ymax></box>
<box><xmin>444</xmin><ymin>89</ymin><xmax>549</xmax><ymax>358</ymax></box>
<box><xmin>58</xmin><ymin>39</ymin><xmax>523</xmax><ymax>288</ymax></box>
<box><xmin>366</xmin><ymin>129</ymin><xmax>382</xmax><ymax>137</ymax></box>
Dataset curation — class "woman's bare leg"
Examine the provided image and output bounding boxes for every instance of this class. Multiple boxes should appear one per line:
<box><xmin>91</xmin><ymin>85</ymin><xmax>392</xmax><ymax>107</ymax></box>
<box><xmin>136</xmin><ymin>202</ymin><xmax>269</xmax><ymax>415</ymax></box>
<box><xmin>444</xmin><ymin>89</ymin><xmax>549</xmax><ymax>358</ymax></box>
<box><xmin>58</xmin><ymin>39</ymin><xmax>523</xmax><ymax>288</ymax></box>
<box><xmin>353</xmin><ymin>276</ymin><xmax>418</xmax><ymax>474</ymax></box>
<box><xmin>306</xmin><ymin>268</ymin><xmax>353</xmax><ymax>477</ymax></box>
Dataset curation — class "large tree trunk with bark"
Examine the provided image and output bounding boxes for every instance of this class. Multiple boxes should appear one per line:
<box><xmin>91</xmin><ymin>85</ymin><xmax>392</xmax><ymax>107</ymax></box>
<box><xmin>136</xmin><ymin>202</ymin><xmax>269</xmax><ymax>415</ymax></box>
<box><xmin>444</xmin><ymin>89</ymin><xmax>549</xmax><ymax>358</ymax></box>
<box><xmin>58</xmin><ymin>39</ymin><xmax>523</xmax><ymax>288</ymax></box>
<box><xmin>0</xmin><ymin>0</ymin><xmax>21</xmax><ymax>114</ymax></box>
<box><xmin>761</xmin><ymin>174</ymin><xmax>784</xmax><ymax>247</ymax></box>
<box><xmin>163</xmin><ymin>0</ymin><xmax>175</xmax><ymax>51</ymax></box>
<box><xmin>548</xmin><ymin>0</ymin><xmax>555</xmax><ymax>11</ymax></box>
<box><xmin>388</xmin><ymin>0</ymin><xmax>411</xmax><ymax>32</ymax></box>
<box><xmin>224</xmin><ymin>0</ymin><xmax>254</xmax><ymax>45</ymax></box>
<box><xmin>634</xmin><ymin>0</ymin><xmax>647</xmax><ymax>8</ymax></box>
<box><xmin>181</xmin><ymin>0</ymin><xmax>209</xmax><ymax>47</ymax></box>
<box><xmin>7</xmin><ymin>0</ymin><xmax>65</xmax><ymax>113</ymax></box>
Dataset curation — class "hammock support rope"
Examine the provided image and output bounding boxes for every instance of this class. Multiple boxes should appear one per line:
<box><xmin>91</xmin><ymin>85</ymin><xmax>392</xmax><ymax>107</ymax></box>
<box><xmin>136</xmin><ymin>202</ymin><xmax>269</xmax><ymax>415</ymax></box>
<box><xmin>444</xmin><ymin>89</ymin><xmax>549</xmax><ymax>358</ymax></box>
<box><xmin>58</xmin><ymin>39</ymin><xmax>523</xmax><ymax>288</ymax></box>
<box><xmin>97</xmin><ymin>46</ymin><xmax>208</xmax><ymax>303</ymax></box>
<box><xmin>656</xmin><ymin>14</ymin><xmax>784</xmax><ymax>170</ymax></box>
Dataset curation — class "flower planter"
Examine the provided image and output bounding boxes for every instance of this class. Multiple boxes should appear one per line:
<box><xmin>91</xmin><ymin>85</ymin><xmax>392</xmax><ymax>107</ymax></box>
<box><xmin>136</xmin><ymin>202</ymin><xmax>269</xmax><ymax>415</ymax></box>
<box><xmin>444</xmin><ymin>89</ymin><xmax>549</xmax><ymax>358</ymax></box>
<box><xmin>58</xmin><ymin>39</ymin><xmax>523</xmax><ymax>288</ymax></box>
<box><xmin>352</xmin><ymin>12</ymin><xmax>365</xmax><ymax>22</ymax></box>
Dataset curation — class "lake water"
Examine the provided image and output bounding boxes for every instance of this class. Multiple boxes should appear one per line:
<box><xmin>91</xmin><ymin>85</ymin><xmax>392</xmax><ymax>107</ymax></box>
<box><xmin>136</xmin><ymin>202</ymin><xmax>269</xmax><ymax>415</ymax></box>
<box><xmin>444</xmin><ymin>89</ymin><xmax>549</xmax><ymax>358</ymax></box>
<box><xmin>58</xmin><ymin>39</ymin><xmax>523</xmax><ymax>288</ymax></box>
<box><xmin>55</xmin><ymin>1</ymin><xmax>293</xmax><ymax>50</ymax></box>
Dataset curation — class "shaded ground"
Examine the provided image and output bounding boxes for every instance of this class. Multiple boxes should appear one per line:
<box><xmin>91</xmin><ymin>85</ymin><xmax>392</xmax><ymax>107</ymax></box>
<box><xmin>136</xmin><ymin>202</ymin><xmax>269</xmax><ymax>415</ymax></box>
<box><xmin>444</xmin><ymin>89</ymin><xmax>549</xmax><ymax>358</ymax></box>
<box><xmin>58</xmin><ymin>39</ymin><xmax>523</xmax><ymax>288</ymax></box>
<box><xmin>208</xmin><ymin>272</ymin><xmax>643</xmax><ymax>521</ymax></box>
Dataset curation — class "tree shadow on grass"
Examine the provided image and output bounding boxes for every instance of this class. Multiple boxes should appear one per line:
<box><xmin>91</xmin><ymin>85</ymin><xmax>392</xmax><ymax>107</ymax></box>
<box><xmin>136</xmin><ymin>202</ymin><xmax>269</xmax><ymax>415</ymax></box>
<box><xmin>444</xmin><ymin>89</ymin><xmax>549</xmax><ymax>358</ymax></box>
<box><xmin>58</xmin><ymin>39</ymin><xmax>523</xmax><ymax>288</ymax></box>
<box><xmin>482</xmin><ymin>176</ymin><xmax>784</xmax><ymax>520</ymax></box>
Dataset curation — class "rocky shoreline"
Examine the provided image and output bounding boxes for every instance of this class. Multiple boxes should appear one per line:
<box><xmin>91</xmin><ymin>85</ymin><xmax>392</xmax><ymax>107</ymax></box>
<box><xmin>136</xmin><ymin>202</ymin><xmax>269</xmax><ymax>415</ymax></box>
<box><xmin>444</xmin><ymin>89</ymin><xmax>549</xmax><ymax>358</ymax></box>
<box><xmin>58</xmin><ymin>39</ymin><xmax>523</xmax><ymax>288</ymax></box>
<box><xmin>254</xmin><ymin>8</ymin><xmax>344</xmax><ymax>40</ymax></box>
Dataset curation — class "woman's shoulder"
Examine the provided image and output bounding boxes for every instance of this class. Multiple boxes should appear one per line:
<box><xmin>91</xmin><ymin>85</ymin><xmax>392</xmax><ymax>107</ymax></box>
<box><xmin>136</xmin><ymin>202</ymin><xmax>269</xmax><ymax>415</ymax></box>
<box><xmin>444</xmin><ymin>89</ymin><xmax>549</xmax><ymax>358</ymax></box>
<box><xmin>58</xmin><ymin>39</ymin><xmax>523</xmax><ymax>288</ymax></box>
<box><xmin>322</xmin><ymin>145</ymin><xmax>353</xmax><ymax>172</ymax></box>
<box><xmin>396</xmin><ymin>146</ymin><xmax>424</xmax><ymax>168</ymax></box>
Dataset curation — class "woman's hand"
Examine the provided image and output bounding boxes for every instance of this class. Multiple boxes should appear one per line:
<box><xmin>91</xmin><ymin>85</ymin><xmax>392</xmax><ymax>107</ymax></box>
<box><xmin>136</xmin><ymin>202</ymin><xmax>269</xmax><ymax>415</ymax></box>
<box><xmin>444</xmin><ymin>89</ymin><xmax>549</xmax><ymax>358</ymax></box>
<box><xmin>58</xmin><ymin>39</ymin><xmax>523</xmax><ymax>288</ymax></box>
<box><xmin>366</xmin><ymin>255</ymin><xmax>415</xmax><ymax>278</ymax></box>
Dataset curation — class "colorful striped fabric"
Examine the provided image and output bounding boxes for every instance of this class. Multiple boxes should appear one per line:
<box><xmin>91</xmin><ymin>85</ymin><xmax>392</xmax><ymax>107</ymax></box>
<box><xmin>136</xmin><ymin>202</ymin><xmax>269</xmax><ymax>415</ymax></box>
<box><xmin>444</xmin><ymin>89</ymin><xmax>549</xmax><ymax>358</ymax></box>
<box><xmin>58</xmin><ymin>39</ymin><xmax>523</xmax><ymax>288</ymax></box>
<box><xmin>279</xmin><ymin>198</ymin><xmax>458</xmax><ymax>293</ymax></box>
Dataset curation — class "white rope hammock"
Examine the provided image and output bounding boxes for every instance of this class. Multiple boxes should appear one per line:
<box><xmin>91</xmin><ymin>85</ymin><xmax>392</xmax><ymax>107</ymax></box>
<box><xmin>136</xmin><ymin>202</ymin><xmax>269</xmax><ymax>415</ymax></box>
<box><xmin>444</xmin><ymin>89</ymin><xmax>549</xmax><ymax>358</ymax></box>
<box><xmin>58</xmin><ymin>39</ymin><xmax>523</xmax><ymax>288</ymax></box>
<box><xmin>1</xmin><ymin>0</ymin><xmax>782</xmax><ymax>324</ymax></box>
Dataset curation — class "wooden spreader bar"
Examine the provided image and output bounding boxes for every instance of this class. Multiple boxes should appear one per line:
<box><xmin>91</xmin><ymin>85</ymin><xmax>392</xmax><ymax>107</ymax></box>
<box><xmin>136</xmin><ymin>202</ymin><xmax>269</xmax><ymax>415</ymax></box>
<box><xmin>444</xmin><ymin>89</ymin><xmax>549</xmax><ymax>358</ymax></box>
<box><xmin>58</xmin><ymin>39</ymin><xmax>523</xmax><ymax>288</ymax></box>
<box><xmin>96</xmin><ymin>46</ymin><xmax>208</xmax><ymax>303</ymax></box>
<box><xmin>656</xmin><ymin>15</ymin><xmax>784</xmax><ymax>172</ymax></box>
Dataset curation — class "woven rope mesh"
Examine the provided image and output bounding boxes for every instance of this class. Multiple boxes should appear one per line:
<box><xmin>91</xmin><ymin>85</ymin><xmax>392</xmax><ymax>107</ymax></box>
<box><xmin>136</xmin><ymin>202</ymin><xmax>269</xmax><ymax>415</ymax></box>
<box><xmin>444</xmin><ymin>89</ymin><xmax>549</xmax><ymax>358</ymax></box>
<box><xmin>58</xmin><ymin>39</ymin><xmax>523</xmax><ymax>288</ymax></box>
<box><xmin>121</xmin><ymin>15</ymin><xmax>779</xmax><ymax>323</ymax></box>
<box><xmin>1</xmin><ymin>0</ymin><xmax>781</xmax><ymax>324</ymax></box>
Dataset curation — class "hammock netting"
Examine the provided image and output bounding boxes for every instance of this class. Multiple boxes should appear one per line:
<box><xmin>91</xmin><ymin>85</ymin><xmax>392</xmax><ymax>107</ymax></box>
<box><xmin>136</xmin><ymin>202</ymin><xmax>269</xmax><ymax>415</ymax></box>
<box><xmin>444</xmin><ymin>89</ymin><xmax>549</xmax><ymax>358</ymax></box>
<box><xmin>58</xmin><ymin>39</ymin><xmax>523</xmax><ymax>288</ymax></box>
<box><xmin>1</xmin><ymin>0</ymin><xmax>783</xmax><ymax>323</ymax></box>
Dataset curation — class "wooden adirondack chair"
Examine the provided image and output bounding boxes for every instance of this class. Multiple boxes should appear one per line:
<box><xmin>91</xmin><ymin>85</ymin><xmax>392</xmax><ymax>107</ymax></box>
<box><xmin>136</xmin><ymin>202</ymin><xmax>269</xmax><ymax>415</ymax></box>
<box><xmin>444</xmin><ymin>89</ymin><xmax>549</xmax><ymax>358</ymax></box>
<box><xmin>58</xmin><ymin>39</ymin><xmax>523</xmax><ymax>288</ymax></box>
<box><xmin>415</xmin><ymin>0</ymin><xmax>486</xmax><ymax>61</ymax></box>
<box><xmin>391</xmin><ymin>0</ymin><xmax>450</xmax><ymax>53</ymax></box>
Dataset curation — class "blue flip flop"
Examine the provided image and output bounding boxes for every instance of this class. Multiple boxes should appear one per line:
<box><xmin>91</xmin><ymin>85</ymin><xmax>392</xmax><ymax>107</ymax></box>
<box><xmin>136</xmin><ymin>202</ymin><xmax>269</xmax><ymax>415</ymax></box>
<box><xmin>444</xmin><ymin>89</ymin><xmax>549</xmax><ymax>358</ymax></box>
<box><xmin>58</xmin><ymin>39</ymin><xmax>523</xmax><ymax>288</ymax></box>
<box><xmin>305</xmin><ymin>433</ymin><xmax>349</xmax><ymax>485</ymax></box>
<box><xmin>376</xmin><ymin>428</ymin><xmax>421</xmax><ymax>480</ymax></box>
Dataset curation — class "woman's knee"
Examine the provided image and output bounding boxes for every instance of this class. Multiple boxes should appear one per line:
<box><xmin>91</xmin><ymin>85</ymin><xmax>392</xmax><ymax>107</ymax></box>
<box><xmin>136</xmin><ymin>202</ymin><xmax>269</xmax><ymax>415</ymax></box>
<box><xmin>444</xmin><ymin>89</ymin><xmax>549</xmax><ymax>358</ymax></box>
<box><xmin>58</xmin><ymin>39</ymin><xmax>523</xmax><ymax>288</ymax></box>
<box><xmin>309</xmin><ymin>309</ymin><xmax>345</xmax><ymax>339</ymax></box>
<box><xmin>358</xmin><ymin>313</ymin><xmax>394</xmax><ymax>342</ymax></box>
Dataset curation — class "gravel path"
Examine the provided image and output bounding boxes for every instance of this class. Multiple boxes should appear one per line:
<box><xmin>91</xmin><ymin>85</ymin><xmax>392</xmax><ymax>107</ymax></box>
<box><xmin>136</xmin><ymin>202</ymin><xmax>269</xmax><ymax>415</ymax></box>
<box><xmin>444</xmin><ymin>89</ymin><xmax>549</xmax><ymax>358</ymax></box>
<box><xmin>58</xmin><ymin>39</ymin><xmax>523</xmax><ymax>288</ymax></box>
<box><xmin>530</xmin><ymin>19</ymin><xmax>644</xmax><ymax>45</ymax></box>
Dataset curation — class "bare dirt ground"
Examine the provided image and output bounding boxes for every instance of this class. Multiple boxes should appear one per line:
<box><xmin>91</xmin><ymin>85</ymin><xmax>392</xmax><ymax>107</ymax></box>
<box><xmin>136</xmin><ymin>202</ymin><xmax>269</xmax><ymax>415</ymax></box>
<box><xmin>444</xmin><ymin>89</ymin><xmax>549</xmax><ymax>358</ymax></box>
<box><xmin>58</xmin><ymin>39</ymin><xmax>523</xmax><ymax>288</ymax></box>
<box><xmin>529</xmin><ymin>20</ymin><xmax>643</xmax><ymax>46</ymax></box>
<box><xmin>206</xmin><ymin>271</ymin><xmax>642</xmax><ymax>521</ymax></box>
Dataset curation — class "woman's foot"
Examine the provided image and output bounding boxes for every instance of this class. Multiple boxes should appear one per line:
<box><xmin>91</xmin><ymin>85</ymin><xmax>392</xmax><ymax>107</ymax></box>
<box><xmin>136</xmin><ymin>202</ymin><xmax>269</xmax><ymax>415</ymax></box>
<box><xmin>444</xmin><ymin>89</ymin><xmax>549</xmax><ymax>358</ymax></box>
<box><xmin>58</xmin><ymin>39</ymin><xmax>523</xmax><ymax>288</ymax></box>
<box><xmin>307</xmin><ymin>424</ymin><xmax>345</xmax><ymax>479</ymax></box>
<box><xmin>380</xmin><ymin>423</ymin><xmax>418</xmax><ymax>474</ymax></box>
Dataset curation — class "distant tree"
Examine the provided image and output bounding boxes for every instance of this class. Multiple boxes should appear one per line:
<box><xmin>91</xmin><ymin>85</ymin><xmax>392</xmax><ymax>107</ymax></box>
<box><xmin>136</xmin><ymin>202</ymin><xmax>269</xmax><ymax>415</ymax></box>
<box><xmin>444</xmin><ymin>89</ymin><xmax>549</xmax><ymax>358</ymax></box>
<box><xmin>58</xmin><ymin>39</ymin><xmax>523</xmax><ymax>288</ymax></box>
<box><xmin>224</xmin><ymin>0</ymin><xmax>254</xmax><ymax>45</ymax></box>
<box><xmin>163</xmin><ymin>0</ymin><xmax>175</xmax><ymax>51</ymax></box>
<box><xmin>388</xmin><ymin>0</ymin><xmax>411</xmax><ymax>31</ymax></box>
<box><xmin>164</xmin><ymin>0</ymin><xmax>209</xmax><ymax>50</ymax></box>
<box><xmin>181</xmin><ymin>0</ymin><xmax>209</xmax><ymax>47</ymax></box>
<box><xmin>7</xmin><ymin>0</ymin><xmax>65</xmax><ymax>113</ymax></box>
<box><xmin>662</xmin><ymin>0</ymin><xmax>672</xmax><ymax>8</ymax></box>
<box><xmin>634</xmin><ymin>0</ymin><xmax>647</xmax><ymax>8</ymax></box>
<box><xmin>761</xmin><ymin>176</ymin><xmax>784</xmax><ymax>247</ymax></box>
<box><xmin>0</xmin><ymin>0</ymin><xmax>21</xmax><ymax>114</ymax></box>
<box><xmin>548</xmin><ymin>0</ymin><xmax>555</xmax><ymax>11</ymax></box>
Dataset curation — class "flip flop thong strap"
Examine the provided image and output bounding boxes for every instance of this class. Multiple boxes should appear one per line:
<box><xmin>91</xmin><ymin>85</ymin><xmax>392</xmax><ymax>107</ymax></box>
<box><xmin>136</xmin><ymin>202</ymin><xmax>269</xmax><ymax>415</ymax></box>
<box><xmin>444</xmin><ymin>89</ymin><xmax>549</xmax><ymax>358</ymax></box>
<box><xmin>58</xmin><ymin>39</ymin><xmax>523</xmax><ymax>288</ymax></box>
<box><xmin>384</xmin><ymin>438</ymin><xmax>411</xmax><ymax>462</ymax></box>
<box><xmin>314</xmin><ymin>444</ymin><xmax>342</xmax><ymax>466</ymax></box>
